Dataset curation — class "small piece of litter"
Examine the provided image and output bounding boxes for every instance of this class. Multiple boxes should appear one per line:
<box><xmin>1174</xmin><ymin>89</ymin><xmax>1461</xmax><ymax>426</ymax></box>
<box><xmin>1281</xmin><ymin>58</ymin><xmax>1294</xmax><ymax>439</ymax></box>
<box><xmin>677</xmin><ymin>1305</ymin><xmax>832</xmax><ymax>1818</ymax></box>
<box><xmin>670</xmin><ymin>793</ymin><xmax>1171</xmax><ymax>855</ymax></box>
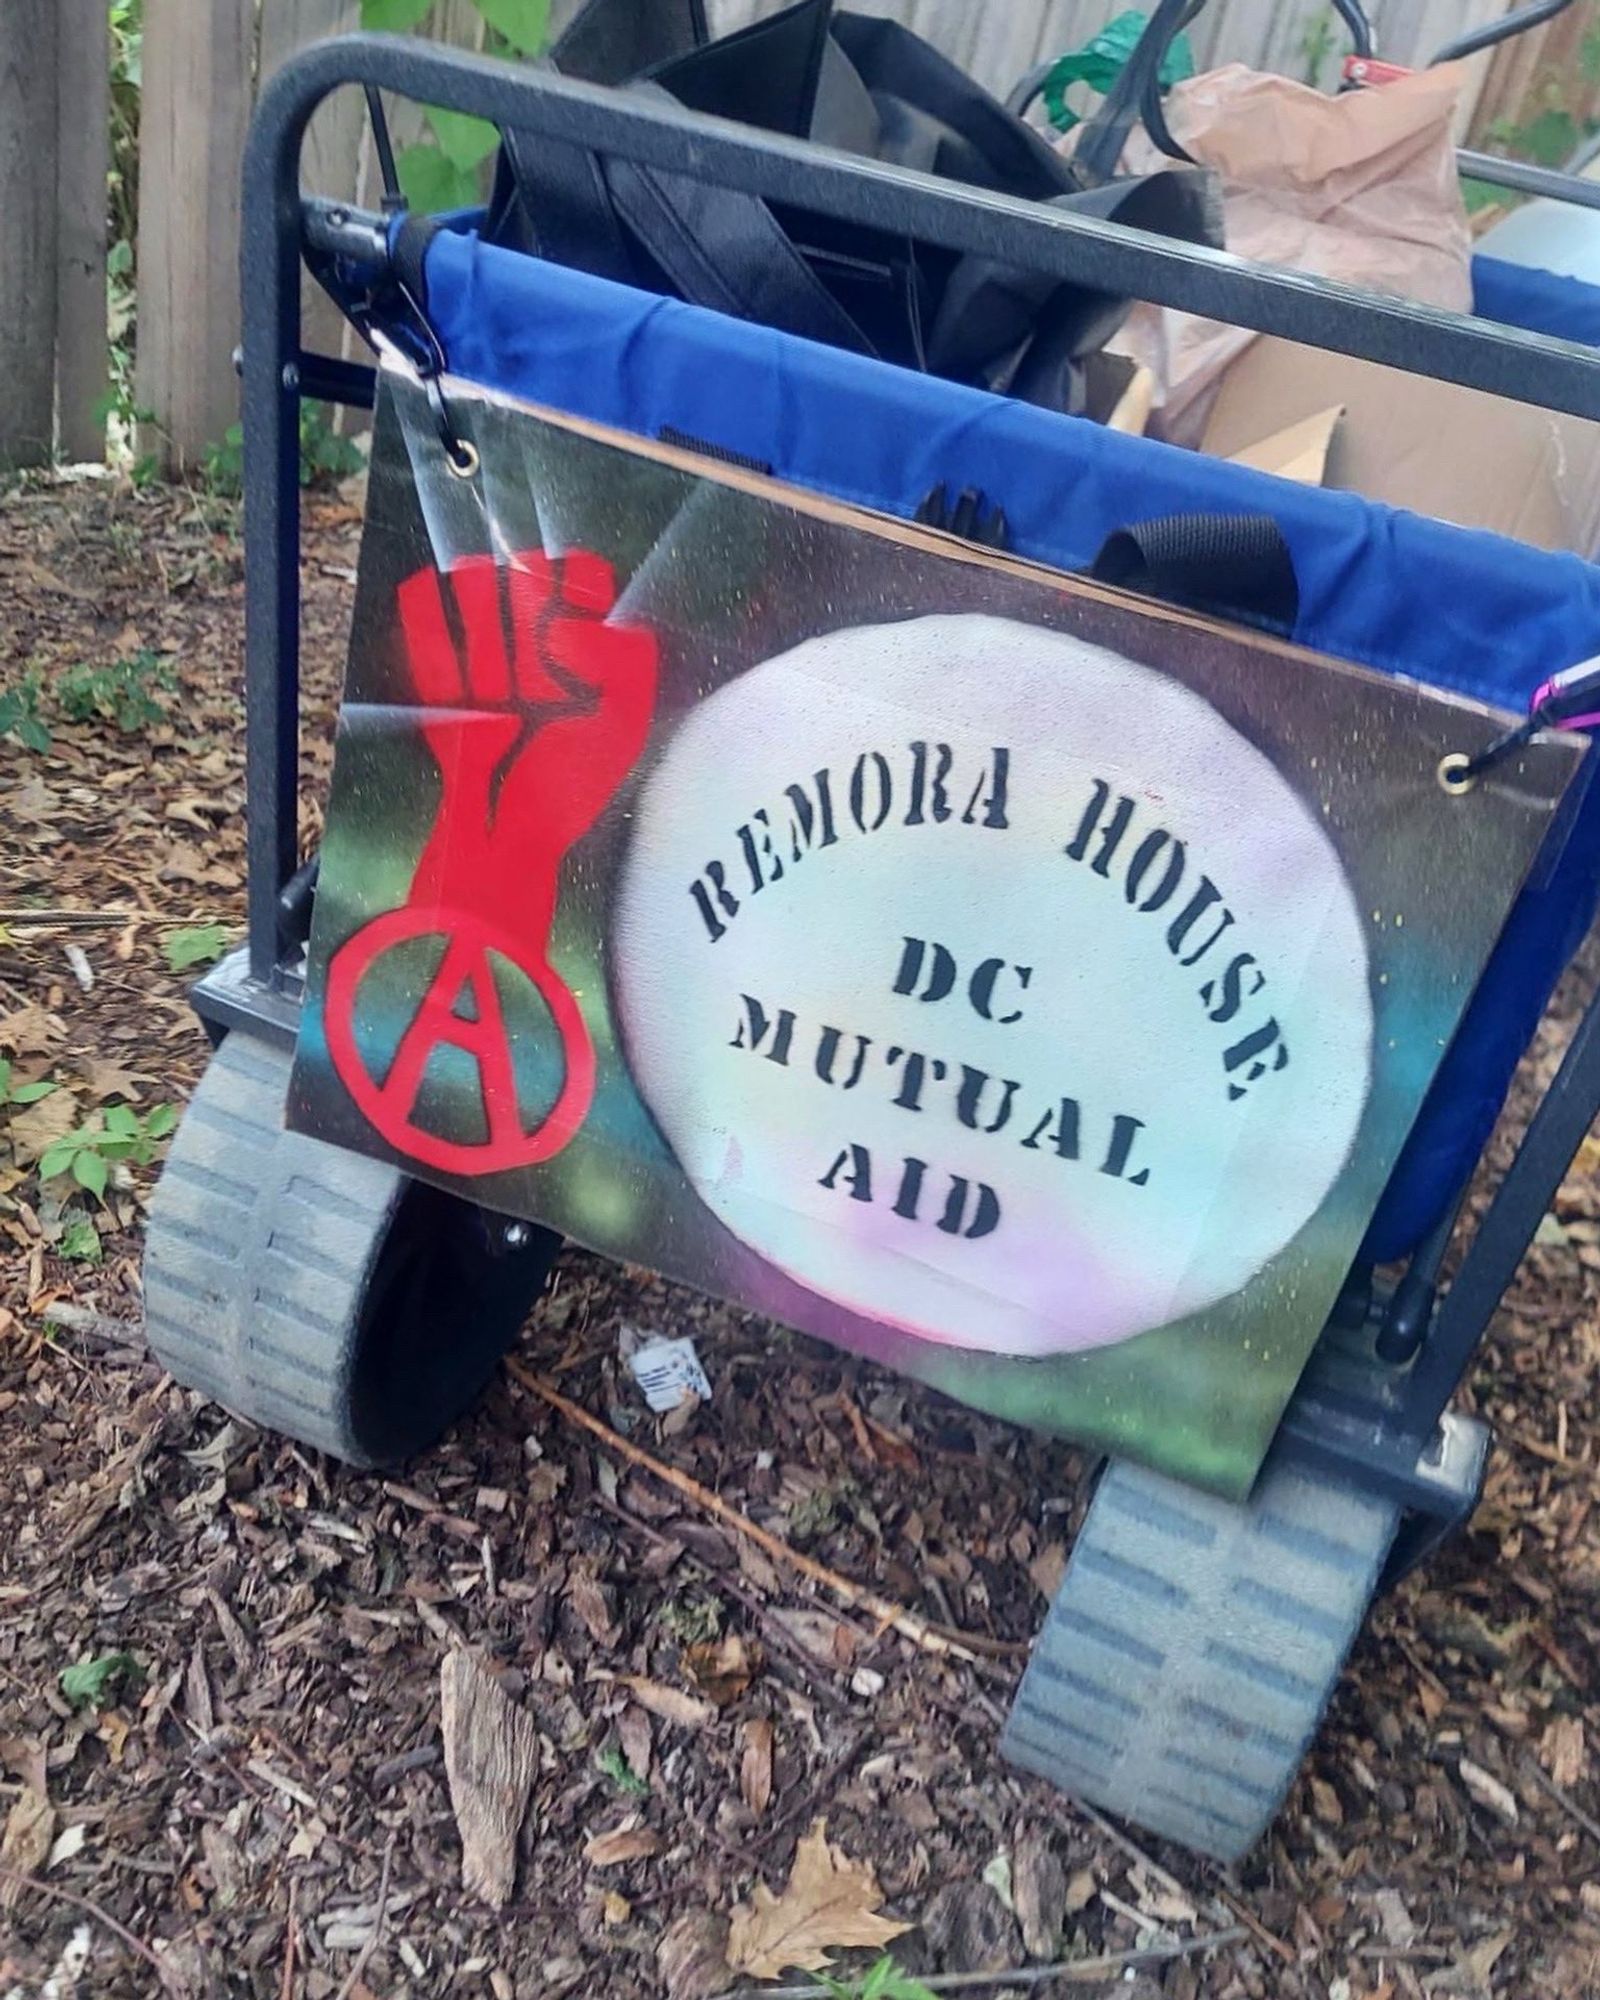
<box><xmin>623</xmin><ymin>1330</ymin><xmax>713</xmax><ymax>1413</ymax></box>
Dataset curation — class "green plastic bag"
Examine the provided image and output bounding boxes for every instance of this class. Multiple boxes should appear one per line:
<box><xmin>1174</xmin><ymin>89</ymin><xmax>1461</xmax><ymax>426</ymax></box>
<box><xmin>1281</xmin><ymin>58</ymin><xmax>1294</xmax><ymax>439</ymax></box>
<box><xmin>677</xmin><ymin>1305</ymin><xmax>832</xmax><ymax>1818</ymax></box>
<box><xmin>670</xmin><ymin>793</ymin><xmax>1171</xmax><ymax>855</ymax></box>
<box><xmin>1042</xmin><ymin>9</ymin><xmax>1196</xmax><ymax>135</ymax></box>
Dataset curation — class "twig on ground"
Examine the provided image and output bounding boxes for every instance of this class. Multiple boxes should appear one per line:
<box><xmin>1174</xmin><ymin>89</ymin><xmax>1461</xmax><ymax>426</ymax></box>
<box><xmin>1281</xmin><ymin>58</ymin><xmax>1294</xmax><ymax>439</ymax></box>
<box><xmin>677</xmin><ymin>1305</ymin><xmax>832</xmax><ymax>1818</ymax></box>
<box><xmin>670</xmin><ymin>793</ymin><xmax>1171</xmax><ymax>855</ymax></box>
<box><xmin>1059</xmin><ymin>1800</ymin><xmax>1191</xmax><ymax>1908</ymax></box>
<box><xmin>278</xmin><ymin>1875</ymin><xmax>298</xmax><ymax>2000</ymax></box>
<box><xmin>508</xmin><ymin>1360</ymin><xmax>982</xmax><ymax>1664</ymax></box>
<box><xmin>333</xmin><ymin>1836</ymin><xmax>395</xmax><ymax>2000</ymax></box>
<box><xmin>1050</xmin><ymin>1797</ymin><xmax>1292</xmax><ymax>1966</ymax></box>
<box><xmin>1523</xmin><ymin>1755</ymin><xmax>1600</xmax><ymax>1844</ymax></box>
<box><xmin>590</xmin><ymin>1489</ymin><xmax>854</xmax><ymax>1714</ymax></box>
<box><xmin>0</xmin><ymin>1864</ymin><xmax>186</xmax><ymax>1996</ymax></box>
<box><xmin>724</xmin><ymin>1925</ymin><xmax>1251</xmax><ymax>1997</ymax></box>
<box><xmin>0</xmin><ymin>908</ymin><xmax>215</xmax><ymax>928</ymax></box>
<box><xmin>1207</xmin><ymin>1884</ymin><xmax>1295</xmax><ymax>1967</ymax></box>
<box><xmin>37</xmin><ymin>1301</ymin><xmax>147</xmax><ymax>1349</ymax></box>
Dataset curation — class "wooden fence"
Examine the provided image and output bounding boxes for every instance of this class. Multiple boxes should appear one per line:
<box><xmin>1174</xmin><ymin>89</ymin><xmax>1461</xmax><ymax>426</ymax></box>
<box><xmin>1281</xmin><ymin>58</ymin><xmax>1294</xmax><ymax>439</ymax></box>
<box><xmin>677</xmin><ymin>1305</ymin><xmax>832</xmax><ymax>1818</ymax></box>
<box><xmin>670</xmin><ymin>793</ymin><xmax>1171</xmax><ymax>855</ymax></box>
<box><xmin>0</xmin><ymin>0</ymin><xmax>1588</xmax><ymax>476</ymax></box>
<box><xmin>707</xmin><ymin>0</ymin><xmax>1517</xmax><ymax>110</ymax></box>
<box><xmin>0</xmin><ymin>0</ymin><xmax>108</xmax><ymax>469</ymax></box>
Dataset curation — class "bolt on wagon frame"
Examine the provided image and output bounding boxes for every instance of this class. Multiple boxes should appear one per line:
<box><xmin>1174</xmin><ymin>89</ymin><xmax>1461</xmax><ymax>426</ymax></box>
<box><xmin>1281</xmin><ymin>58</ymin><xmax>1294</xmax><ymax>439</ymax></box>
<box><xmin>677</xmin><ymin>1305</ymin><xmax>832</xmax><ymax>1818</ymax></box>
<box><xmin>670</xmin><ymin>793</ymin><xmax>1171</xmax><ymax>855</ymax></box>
<box><xmin>144</xmin><ymin>31</ymin><xmax>1600</xmax><ymax>1860</ymax></box>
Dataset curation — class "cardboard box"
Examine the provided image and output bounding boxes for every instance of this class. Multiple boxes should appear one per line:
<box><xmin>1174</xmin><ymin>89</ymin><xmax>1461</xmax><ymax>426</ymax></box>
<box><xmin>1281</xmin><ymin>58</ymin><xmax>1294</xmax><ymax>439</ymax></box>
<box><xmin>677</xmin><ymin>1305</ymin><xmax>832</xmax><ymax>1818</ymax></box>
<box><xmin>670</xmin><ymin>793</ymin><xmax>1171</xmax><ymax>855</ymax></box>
<box><xmin>1201</xmin><ymin>334</ymin><xmax>1600</xmax><ymax>555</ymax></box>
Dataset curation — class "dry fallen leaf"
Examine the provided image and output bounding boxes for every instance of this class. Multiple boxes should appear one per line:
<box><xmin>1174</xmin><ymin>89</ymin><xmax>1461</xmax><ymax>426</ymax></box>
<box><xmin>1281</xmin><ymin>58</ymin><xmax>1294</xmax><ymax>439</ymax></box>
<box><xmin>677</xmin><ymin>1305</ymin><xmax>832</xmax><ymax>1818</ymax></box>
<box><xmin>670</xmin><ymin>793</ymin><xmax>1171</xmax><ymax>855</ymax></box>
<box><xmin>1027</xmin><ymin>1543</ymin><xmax>1068</xmax><ymax>1604</ymax></box>
<box><xmin>740</xmin><ymin>1718</ymin><xmax>774</xmax><ymax>1816</ymax></box>
<box><xmin>584</xmin><ymin>1821</ymin><xmax>662</xmax><ymax>1868</ymax></box>
<box><xmin>684</xmin><ymin>1633</ymin><xmax>760</xmax><ymax>1708</ymax></box>
<box><xmin>0</xmin><ymin>1003</ymin><xmax>66</xmax><ymax>1055</ymax></box>
<box><xmin>6</xmin><ymin>1088</ymin><xmax>78</xmax><ymax>1165</ymax></box>
<box><xmin>726</xmin><ymin>1817</ymin><xmax>910</xmax><ymax>1980</ymax></box>
<box><xmin>767</xmin><ymin>1609</ymin><xmax>856</xmax><ymax>1669</ymax></box>
<box><xmin>1063</xmin><ymin>1866</ymin><xmax>1097</xmax><ymax>1916</ymax></box>
<box><xmin>77</xmin><ymin>1056</ymin><xmax>146</xmax><ymax>1104</ymax></box>
<box><xmin>618</xmin><ymin>1675</ymin><xmax>715</xmax><ymax>1732</ymax></box>
<box><xmin>566</xmin><ymin>1569</ymin><xmax>620</xmax><ymax>1648</ymax></box>
<box><xmin>861</xmin><ymin>1411</ymin><xmax>920</xmax><ymax>1474</ymax></box>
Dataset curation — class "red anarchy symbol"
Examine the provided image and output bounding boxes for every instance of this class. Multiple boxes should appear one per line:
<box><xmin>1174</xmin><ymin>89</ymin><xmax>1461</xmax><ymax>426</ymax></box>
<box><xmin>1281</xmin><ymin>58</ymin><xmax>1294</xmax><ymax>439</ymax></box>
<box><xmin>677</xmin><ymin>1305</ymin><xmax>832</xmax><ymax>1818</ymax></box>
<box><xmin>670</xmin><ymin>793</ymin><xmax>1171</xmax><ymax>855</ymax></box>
<box><xmin>326</xmin><ymin>548</ymin><xmax>658</xmax><ymax>1174</ymax></box>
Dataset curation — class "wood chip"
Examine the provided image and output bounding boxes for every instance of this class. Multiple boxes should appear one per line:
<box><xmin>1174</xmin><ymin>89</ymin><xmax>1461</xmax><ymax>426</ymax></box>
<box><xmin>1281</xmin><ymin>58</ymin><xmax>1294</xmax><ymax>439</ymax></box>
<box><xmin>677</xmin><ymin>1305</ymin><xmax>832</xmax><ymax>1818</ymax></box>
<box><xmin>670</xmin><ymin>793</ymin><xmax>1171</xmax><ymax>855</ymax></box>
<box><xmin>740</xmin><ymin>1718</ymin><xmax>774</xmax><ymax>1817</ymax></box>
<box><xmin>440</xmin><ymin>1651</ymin><xmax>541</xmax><ymax>1908</ymax></box>
<box><xmin>1027</xmin><ymin>1542</ymin><xmax>1068</xmax><ymax>1603</ymax></box>
<box><xmin>0</xmin><ymin>1788</ymin><xmax>55</xmax><ymax>1907</ymax></box>
<box><xmin>1012</xmin><ymin>1825</ymin><xmax>1067</xmax><ymax>1959</ymax></box>
<box><xmin>657</xmin><ymin>1911</ymin><xmax>735</xmax><ymax>2000</ymax></box>
<box><xmin>1459</xmin><ymin>1758</ymin><xmax>1520</xmax><ymax>1825</ymax></box>
<box><xmin>1540</xmin><ymin>1714</ymin><xmax>1586</xmax><ymax>1790</ymax></box>
<box><xmin>618</xmin><ymin>1704</ymin><xmax>653</xmax><ymax>1786</ymax></box>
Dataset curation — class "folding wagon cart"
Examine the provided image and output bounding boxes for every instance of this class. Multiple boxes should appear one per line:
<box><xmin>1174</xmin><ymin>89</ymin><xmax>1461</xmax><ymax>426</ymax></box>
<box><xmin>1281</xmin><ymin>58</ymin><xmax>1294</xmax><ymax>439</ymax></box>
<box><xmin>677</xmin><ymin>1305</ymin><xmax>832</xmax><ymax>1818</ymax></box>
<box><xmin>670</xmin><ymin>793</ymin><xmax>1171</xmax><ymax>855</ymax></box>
<box><xmin>142</xmin><ymin>21</ymin><xmax>1600</xmax><ymax>1864</ymax></box>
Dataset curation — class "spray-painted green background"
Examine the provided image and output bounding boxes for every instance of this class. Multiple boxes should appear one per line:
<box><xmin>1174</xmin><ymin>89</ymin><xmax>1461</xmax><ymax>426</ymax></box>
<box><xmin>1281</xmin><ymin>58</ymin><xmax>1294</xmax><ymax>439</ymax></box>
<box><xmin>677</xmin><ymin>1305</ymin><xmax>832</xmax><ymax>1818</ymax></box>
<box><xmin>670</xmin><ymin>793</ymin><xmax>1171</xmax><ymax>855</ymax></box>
<box><xmin>289</xmin><ymin>371</ymin><xmax>1579</xmax><ymax>1497</ymax></box>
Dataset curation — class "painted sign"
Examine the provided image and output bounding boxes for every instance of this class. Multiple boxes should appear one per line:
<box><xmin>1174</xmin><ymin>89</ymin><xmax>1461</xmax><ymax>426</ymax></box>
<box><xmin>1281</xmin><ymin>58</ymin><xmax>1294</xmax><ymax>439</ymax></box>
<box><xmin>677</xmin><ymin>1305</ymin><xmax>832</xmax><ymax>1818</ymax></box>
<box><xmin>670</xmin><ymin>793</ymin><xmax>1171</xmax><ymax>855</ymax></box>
<box><xmin>289</xmin><ymin>363</ymin><xmax>1581</xmax><ymax>1495</ymax></box>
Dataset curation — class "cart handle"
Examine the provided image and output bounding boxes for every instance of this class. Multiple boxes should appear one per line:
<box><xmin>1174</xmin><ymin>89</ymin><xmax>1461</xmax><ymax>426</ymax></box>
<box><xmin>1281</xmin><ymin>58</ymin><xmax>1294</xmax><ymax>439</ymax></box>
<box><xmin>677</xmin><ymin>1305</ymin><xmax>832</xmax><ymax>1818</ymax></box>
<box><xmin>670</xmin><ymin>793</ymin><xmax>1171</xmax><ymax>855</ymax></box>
<box><xmin>1432</xmin><ymin>0</ymin><xmax>1576</xmax><ymax>66</ymax></box>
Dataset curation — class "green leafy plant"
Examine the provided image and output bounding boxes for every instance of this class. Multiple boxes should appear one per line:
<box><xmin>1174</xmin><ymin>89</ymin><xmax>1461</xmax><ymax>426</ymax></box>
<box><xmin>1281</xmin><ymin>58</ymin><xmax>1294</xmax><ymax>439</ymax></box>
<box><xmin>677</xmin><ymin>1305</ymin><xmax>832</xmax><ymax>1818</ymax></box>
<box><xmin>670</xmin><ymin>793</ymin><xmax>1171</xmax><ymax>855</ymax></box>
<box><xmin>0</xmin><ymin>1058</ymin><xmax>57</xmax><ymax>1113</ymax></box>
<box><xmin>1464</xmin><ymin>30</ymin><xmax>1600</xmax><ymax>212</ymax></box>
<box><xmin>57</xmin><ymin>650</ymin><xmax>174</xmax><ymax>733</ymax></box>
<box><xmin>201</xmin><ymin>422</ymin><xmax>244</xmax><ymax>499</ymax></box>
<box><xmin>59</xmin><ymin>1214</ymin><xmax>104</xmax><ymax>1264</ymax></box>
<box><xmin>1297</xmin><ymin>6</ymin><xmax>1339</xmax><ymax>89</ymax></box>
<box><xmin>108</xmin><ymin>2</ymin><xmax>142</xmax><ymax>263</ymax></box>
<box><xmin>655</xmin><ymin>1592</ymin><xmax>724</xmax><ymax>1644</ymax></box>
<box><xmin>299</xmin><ymin>403</ymin><xmax>366</xmax><ymax>486</ymax></box>
<box><xmin>359</xmin><ymin>0</ymin><xmax>551</xmax><ymax>211</ymax></box>
<box><xmin>105</xmin><ymin>1</ymin><xmax>146</xmax><ymax>471</ymax></box>
<box><xmin>595</xmin><ymin>1743</ymin><xmax>651</xmax><ymax>1798</ymax></box>
<box><xmin>163</xmin><ymin>923</ymin><xmax>232</xmax><ymax>973</ymax></box>
<box><xmin>202</xmin><ymin>405</ymin><xmax>364</xmax><ymax>500</ymax></box>
<box><xmin>60</xmin><ymin>1650</ymin><xmax>143</xmax><ymax>1710</ymax></box>
<box><xmin>93</xmin><ymin>380</ymin><xmax>162</xmax><ymax>486</ymax></box>
<box><xmin>38</xmin><ymin>1101</ymin><xmax>178</xmax><ymax>1200</ymax></box>
<box><xmin>820</xmin><ymin>1958</ymin><xmax>938</xmax><ymax>2000</ymax></box>
<box><xmin>0</xmin><ymin>670</ymin><xmax>50</xmax><ymax>753</ymax></box>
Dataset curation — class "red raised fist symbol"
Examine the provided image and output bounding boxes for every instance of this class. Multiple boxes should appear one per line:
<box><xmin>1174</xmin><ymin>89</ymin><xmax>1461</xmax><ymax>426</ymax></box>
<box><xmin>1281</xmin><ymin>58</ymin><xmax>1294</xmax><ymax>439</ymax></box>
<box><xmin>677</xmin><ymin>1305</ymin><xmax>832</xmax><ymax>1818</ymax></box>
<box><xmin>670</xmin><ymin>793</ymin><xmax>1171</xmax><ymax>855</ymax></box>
<box><xmin>326</xmin><ymin>549</ymin><xmax>658</xmax><ymax>1175</ymax></box>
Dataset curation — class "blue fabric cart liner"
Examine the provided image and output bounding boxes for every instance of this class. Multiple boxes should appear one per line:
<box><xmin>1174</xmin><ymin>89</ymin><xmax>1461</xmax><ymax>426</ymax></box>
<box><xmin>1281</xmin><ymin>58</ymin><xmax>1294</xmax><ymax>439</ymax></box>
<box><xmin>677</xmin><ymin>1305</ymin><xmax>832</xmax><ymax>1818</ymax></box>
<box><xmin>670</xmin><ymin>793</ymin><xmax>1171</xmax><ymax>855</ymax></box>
<box><xmin>423</xmin><ymin>225</ymin><xmax>1600</xmax><ymax>1263</ymax></box>
<box><xmin>1474</xmin><ymin>252</ymin><xmax>1600</xmax><ymax>349</ymax></box>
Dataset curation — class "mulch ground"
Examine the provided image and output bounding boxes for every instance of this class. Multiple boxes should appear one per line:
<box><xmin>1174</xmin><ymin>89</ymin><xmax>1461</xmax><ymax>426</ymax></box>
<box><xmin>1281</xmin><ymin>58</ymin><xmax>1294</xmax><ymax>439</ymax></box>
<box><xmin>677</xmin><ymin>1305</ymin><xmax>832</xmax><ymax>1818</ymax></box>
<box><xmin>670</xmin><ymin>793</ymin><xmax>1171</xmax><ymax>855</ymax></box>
<box><xmin>1</xmin><ymin>475</ymin><xmax>1598</xmax><ymax>2000</ymax></box>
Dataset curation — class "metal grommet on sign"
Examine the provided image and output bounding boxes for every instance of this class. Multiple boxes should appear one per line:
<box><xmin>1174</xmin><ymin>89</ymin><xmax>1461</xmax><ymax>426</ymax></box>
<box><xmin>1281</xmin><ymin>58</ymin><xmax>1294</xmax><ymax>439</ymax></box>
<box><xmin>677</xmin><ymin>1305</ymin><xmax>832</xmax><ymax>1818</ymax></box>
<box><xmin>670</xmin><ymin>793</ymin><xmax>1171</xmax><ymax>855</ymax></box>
<box><xmin>423</xmin><ymin>371</ymin><xmax>476</xmax><ymax>480</ymax></box>
<box><xmin>1437</xmin><ymin>752</ymin><xmax>1477</xmax><ymax>796</ymax></box>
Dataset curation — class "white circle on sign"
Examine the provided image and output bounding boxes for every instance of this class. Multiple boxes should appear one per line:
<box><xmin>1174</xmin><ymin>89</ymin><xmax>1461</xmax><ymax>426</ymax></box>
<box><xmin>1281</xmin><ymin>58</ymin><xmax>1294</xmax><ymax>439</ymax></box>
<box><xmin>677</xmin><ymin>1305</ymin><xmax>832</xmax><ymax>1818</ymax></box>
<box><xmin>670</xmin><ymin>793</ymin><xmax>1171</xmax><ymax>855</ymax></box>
<box><xmin>612</xmin><ymin>613</ymin><xmax>1372</xmax><ymax>1355</ymax></box>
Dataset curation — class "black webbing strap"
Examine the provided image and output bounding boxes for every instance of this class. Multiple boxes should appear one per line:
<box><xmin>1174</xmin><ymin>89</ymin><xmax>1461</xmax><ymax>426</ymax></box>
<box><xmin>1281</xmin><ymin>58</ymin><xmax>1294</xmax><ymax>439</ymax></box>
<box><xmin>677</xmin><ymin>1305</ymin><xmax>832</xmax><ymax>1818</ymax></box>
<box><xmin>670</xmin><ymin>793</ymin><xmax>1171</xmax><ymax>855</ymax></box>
<box><xmin>1090</xmin><ymin>513</ymin><xmax>1301</xmax><ymax>635</ymax></box>
<box><xmin>392</xmin><ymin>212</ymin><xmax>443</xmax><ymax>315</ymax></box>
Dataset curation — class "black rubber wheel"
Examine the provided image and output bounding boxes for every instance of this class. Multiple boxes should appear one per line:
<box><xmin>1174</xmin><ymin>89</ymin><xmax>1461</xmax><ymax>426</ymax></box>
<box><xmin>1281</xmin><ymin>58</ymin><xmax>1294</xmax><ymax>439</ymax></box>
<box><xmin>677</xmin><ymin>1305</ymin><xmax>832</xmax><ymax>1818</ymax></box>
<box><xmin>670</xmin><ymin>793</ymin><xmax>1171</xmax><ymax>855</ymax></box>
<box><xmin>142</xmin><ymin>1031</ymin><xmax>559</xmax><ymax>1466</ymax></box>
<box><xmin>1001</xmin><ymin>1455</ymin><xmax>1397</xmax><ymax>1862</ymax></box>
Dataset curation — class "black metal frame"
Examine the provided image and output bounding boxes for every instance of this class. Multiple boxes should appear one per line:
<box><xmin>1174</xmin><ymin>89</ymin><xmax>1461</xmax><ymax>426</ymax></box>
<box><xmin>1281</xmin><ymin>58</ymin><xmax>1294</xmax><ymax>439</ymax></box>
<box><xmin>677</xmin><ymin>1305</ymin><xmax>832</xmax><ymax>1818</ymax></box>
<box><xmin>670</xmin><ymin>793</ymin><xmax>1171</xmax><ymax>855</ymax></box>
<box><xmin>220</xmin><ymin>31</ymin><xmax>1600</xmax><ymax>1569</ymax></box>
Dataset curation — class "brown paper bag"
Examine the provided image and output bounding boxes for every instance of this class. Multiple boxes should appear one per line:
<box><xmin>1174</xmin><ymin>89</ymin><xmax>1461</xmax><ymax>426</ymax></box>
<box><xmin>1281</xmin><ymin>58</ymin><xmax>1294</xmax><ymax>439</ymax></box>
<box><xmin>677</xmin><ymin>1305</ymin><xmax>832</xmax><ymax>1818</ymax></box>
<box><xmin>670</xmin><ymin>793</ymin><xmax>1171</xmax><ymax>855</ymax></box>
<box><xmin>1106</xmin><ymin>62</ymin><xmax>1475</xmax><ymax>445</ymax></box>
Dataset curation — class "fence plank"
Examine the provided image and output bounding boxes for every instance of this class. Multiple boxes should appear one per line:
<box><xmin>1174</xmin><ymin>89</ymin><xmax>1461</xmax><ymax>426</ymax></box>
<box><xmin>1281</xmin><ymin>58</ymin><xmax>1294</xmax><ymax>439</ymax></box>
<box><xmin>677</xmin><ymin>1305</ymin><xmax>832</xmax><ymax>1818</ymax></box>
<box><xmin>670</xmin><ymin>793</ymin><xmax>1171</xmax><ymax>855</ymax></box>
<box><xmin>258</xmin><ymin>0</ymin><xmax>363</xmax><ymax>381</ymax></box>
<box><xmin>0</xmin><ymin>0</ymin><xmax>59</xmax><ymax>469</ymax></box>
<box><xmin>56</xmin><ymin>0</ymin><xmax>110</xmax><ymax>463</ymax></box>
<box><xmin>135</xmin><ymin>0</ymin><xmax>256</xmax><ymax>472</ymax></box>
<box><xmin>1468</xmin><ymin>0</ymin><xmax>1599</xmax><ymax>151</ymax></box>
